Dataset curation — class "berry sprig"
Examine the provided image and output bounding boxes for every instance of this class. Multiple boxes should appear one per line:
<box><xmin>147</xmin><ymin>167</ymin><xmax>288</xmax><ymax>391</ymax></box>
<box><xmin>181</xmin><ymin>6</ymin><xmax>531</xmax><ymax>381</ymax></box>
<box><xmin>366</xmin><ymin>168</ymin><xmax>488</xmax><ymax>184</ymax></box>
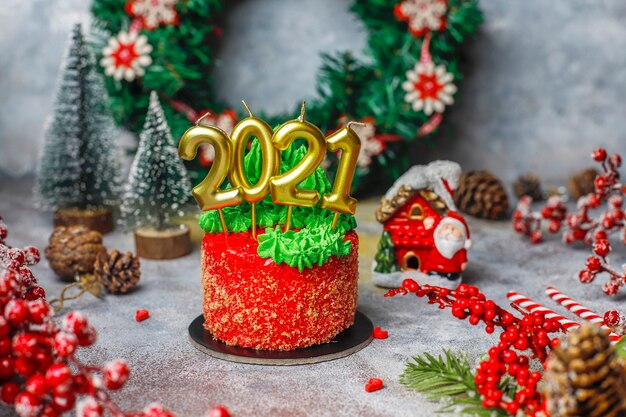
<box><xmin>0</xmin><ymin>216</ymin><xmax>231</xmax><ymax>417</ymax></box>
<box><xmin>386</xmin><ymin>279</ymin><xmax>563</xmax><ymax>417</ymax></box>
<box><xmin>579</xmin><ymin>233</ymin><xmax>626</xmax><ymax>296</ymax></box>
<box><xmin>513</xmin><ymin>147</ymin><xmax>625</xmax><ymax>246</ymax></box>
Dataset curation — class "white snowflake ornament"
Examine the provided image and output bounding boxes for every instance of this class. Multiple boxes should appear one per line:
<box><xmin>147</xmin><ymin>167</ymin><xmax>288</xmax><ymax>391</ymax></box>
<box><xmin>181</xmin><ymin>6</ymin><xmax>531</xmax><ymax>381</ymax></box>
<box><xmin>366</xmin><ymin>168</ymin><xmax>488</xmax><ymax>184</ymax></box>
<box><xmin>126</xmin><ymin>0</ymin><xmax>179</xmax><ymax>30</ymax></box>
<box><xmin>101</xmin><ymin>31</ymin><xmax>152</xmax><ymax>82</ymax></box>
<box><xmin>402</xmin><ymin>62</ymin><xmax>457</xmax><ymax>115</ymax></box>
<box><xmin>395</xmin><ymin>0</ymin><xmax>448</xmax><ymax>37</ymax></box>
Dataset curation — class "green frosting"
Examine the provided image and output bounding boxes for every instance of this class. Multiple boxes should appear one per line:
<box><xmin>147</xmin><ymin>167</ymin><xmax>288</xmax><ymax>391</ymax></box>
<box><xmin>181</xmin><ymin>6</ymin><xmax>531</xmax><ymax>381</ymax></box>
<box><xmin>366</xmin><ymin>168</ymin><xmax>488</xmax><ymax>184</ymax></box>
<box><xmin>198</xmin><ymin>138</ymin><xmax>357</xmax><ymax>269</ymax></box>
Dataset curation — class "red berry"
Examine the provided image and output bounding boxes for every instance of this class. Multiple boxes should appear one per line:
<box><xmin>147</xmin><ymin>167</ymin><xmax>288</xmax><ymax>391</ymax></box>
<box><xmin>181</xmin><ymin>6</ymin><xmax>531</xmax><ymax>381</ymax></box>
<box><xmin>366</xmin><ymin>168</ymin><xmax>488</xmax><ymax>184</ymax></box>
<box><xmin>12</xmin><ymin>333</ymin><xmax>38</xmax><ymax>358</ymax></box>
<box><xmin>76</xmin><ymin>325</ymin><xmax>97</xmax><ymax>347</ymax></box>
<box><xmin>136</xmin><ymin>309</ymin><xmax>150</xmax><ymax>322</ymax></box>
<box><xmin>592</xmin><ymin>147</ymin><xmax>607</xmax><ymax>162</ymax></box>
<box><xmin>372</xmin><ymin>326</ymin><xmax>388</xmax><ymax>339</ymax></box>
<box><xmin>364</xmin><ymin>377</ymin><xmax>384</xmax><ymax>393</ymax></box>
<box><xmin>25</xmin><ymin>286</ymin><xmax>46</xmax><ymax>301</ymax></box>
<box><xmin>506</xmin><ymin>401</ymin><xmax>519</xmax><ymax>414</ymax></box>
<box><xmin>103</xmin><ymin>360</ymin><xmax>129</xmax><ymax>390</ymax></box>
<box><xmin>144</xmin><ymin>405</ymin><xmax>177</xmax><ymax>417</ymax></box>
<box><xmin>593</xmin><ymin>239</ymin><xmax>611</xmax><ymax>257</ymax></box>
<box><xmin>14</xmin><ymin>358</ymin><xmax>36</xmax><ymax>377</ymax></box>
<box><xmin>586</xmin><ymin>256</ymin><xmax>603</xmax><ymax>272</ymax></box>
<box><xmin>22</xmin><ymin>247</ymin><xmax>40</xmax><ymax>266</ymax></box>
<box><xmin>45</xmin><ymin>363</ymin><xmax>72</xmax><ymax>389</ymax></box>
<box><xmin>5</xmin><ymin>300</ymin><xmax>31</xmax><ymax>324</ymax></box>
<box><xmin>207</xmin><ymin>406</ymin><xmax>231</xmax><ymax>417</ymax></box>
<box><xmin>604</xmin><ymin>280</ymin><xmax>620</xmax><ymax>296</ymax></box>
<box><xmin>53</xmin><ymin>333</ymin><xmax>77</xmax><ymax>358</ymax></box>
<box><xmin>604</xmin><ymin>310</ymin><xmax>622</xmax><ymax>327</ymax></box>
<box><xmin>588</xmin><ymin>194</ymin><xmax>602</xmax><ymax>208</ymax></box>
<box><xmin>40</xmin><ymin>404</ymin><xmax>60</xmax><ymax>417</ymax></box>
<box><xmin>530</xmin><ymin>230</ymin><xmax>542</xmax><ymax>244</ymax></box>
<box><xmin>0</xmin><ymin>356</ymin><xmax>15</xmax><ymax>380</ymax></box>
<box><xmin>1</xmin><ymin>381</ymin><xmax>20</xmax><ymax>404</ymax></box>
<box><xmin>7</xmin><ymin>249</ymin><xmax>25</xmax><ymax>266</ymax></box>
<box><xmin>51</xmin><ymin>391</ymin><xmax>75</xmax><ymax>412</ymax></box>
<box><xmin>25</xmin><ymin>374</ymin><xmax>49</xmax><ymax>397</ymax></box>
<box><xmin>63</xmin><ymin>312</ymin><xmax>88</xmax><ymax>335</ymax></box>
<box><xmin>401</xmin><ymin>279</ymin><xmax>419</xmax><ymax>293</ymax></box>
<box><xmin>28</xmin><ymin>300</ymin><xmax>50</xmax><ymax>324</ymax></box>
<box><xmin>76</xmin><ymin>397</ymin><xmax>104</xmax><ymax>417</ymax></box>
<box><xmin>14</xmin><ymin>391</ymin><xmax>41</xmax><ymax>417</ymax></box>
<box><xmin>610</xmin><ymin>154</ymin><xmax>622</xmax><ymax>167</ymax></box>
<box><xmin>579</xmin><ymin>269</ymin><xmax>596</xmax><ymax>283</ymax></box>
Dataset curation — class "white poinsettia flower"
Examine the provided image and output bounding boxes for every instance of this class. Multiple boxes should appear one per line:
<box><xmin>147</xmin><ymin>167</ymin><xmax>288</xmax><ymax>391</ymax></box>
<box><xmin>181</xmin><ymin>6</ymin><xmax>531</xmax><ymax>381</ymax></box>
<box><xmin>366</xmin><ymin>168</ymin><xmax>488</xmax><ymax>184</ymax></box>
<box><xmin>396</xmin><ymin>0</ymin><xmax>448</xmax><ymax>36</ymax></box>
<box><xmin>402</xmin><ymin>62</ymin><xmax>457</xmax><ymax>116</ymax></box>
<box><xmin>100</xmin><ymin>31</ymin><xmax>153</xmax><ymax>82</ymax></box>
<box><xmin>128</xmin><ymin>0</ymin><xmax>178</xmax><ymax>29</ymax></box>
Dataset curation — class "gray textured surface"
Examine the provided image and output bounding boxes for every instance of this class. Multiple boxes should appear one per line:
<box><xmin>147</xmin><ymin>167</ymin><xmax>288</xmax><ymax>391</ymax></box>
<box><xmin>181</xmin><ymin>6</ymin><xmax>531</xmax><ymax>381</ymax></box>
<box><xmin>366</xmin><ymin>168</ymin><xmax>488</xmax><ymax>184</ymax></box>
<box><xmin>1</xmin><ymin>177</ymin><xmax>626</xmax><ymax>416</ymax></box>
<box><xmin>2</xmin><ymin>0</ymin><xmax>626</xmax><ymax>181</ymax></box>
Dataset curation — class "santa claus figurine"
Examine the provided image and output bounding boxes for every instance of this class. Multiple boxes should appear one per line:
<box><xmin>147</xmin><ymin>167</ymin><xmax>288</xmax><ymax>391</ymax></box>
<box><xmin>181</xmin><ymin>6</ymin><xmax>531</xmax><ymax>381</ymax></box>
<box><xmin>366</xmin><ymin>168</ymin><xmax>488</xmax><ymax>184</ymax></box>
<box><xmin>425</xmin><ymin>212</ymin><xmax>471</xmax><ymax>282</ymax></box>
<box><xmin>372</xmin><ymin>160</ymin><xmax>471</xmax><ymax>290</ymax></box>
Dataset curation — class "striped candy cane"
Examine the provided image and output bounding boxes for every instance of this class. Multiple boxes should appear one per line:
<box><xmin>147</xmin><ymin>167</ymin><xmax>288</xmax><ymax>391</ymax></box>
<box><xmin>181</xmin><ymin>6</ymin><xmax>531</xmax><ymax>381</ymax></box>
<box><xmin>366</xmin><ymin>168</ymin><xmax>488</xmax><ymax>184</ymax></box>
<box><xmin>546</xmin><ymin>286</ymin><xmax>621</xmax><ymax>344</ymax></box>
<box><xmin>507</xmin><ymin>291</ymin><xmax>580</xmax><ymax>331</ymax></box>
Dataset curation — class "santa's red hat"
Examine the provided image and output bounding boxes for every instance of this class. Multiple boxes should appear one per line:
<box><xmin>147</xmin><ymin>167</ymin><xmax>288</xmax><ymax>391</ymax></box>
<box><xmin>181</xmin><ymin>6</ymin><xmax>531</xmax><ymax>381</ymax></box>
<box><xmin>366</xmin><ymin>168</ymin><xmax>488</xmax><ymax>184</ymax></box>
<box><xmin>436</xmin><ymin>211</ymin><xmax>472</xmax><ymax>250</ymax></box>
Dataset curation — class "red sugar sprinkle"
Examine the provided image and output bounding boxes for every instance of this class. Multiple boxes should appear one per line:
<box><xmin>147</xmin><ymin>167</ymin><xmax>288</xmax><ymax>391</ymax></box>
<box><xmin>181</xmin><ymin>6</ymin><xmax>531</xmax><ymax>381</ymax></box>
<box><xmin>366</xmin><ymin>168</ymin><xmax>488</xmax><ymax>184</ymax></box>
<box><xmin>365</xmin><ymin>378</ymin><xmax>384</xmax><ymax>393</ymax></box>
<box><xmin>135</xmin><ymin>310</ymin><xmax>150</xmax><ymax>322</ymax></box>
<box><xmin>372</xmin><ymin>326</ymin><xmax>388</xmax><ymax>339</ymax></box>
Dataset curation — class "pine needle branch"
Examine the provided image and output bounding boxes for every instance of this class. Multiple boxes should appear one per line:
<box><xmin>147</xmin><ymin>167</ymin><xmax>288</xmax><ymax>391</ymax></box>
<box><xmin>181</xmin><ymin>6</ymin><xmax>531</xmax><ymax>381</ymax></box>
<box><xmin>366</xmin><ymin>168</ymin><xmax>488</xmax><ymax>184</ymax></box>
<box><xmin>400</xmin><ymin>350</ymin><xmax>509</xmax><ymax>417</ymax></box>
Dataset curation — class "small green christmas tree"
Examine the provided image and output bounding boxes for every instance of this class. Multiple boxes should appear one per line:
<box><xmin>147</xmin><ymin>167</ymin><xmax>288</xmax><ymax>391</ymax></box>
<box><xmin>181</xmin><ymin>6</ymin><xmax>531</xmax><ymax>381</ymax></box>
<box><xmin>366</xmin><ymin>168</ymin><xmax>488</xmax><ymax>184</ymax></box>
<box><xmin>120</xmin><ymin>91</ymin><xmax>194</xmax><ymax>230</ymax></box>
<box><xmin>374</xmin><ymin>230</ymin><xmax>399</xmax><ymax>273</ymax></box>
<box><xmin>35</xmin><ymin>23</ymin><xmax>121</xmax><ymax>211</ymax></box>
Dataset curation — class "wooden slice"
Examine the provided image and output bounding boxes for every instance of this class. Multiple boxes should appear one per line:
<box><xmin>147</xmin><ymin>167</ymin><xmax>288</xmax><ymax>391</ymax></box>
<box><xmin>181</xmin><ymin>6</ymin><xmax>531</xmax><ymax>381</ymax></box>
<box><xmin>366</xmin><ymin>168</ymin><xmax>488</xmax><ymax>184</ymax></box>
<box><xmin>188</xmin><ymin>311</ymin><xmax>374</xmax><ymax>365</ymax></box>
<box><xmin>54</xmin><ymin>207</ymin><xmax>114</xmax><ymax>234</ymax></box>
<box><xmin>134</xmin><ymin>225</ymin><xmax>192</xmax><ymax>260</ymax></box>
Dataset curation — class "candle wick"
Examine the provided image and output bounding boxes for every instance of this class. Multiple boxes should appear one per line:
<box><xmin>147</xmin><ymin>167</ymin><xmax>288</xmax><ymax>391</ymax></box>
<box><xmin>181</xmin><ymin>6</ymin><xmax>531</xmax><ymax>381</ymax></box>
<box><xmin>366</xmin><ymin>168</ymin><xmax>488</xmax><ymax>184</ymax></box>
<box><xmin>195</xmin><ymin>112</ymin><xmax>211</xmax><ymax>126</ymax></box>
<box><xmin>298</xmin><ymin>100</ymin><xmax>306</xmax><ymax>122</ymax></box>
<box><xmin>241</xmin><ymin>100</ymin><xmax>254</xmax><ymax>117</ymax></box>
<box><xmin>347</xmin><ymin>121</ymin><xmax>367</xmax><ymax>129</ymax></box>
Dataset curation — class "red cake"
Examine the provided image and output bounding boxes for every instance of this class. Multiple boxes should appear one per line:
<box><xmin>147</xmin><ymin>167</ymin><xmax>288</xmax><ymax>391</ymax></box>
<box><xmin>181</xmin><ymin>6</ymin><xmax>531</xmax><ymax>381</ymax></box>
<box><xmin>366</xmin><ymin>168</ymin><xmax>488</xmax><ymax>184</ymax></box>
<box><xmin>201</xmin><ymin>230</ymin><xmax>359</xmax><ymax>351</ymax></box>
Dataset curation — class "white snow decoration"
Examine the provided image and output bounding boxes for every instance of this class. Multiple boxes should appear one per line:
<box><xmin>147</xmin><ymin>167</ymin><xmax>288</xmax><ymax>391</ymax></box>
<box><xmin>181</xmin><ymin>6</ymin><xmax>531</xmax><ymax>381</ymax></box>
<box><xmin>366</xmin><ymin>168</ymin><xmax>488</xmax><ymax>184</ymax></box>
<box><xmin>397</xmin><ymin>0</ymin><xmax>448</xmax><ymax>35</ymax></box>
<box><xmin>128</xmin><ymin>0</ymin><xmax>178</xmax><ymax>29</ymax></box>
<box><xmin>384</xmin><ymin>160</ymin><xmax>461</xmax><ymax>210</ymax></box>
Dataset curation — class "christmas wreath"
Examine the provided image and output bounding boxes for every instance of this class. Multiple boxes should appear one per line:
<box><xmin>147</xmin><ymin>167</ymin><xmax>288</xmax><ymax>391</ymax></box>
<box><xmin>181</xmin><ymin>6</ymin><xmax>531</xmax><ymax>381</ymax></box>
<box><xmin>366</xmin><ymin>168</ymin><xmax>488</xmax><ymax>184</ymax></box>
<box><xmin>91</xmin><ymin>0</ymin><xmax>482</xmax><ymax>190</ymax></box>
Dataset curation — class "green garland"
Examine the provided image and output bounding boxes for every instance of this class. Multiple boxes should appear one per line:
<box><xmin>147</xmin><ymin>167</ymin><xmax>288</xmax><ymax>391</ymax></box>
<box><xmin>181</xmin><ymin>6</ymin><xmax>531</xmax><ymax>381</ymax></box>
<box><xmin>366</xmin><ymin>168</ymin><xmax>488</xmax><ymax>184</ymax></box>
<box><xmin>90</xmin><ymin>0</ymin><xmax>482</xmax><ymax>191</ymax></box>
<box><xmin>198</xmin><ymin>139</ymin><xmax>356</xmax><ymax>271</ymax></box>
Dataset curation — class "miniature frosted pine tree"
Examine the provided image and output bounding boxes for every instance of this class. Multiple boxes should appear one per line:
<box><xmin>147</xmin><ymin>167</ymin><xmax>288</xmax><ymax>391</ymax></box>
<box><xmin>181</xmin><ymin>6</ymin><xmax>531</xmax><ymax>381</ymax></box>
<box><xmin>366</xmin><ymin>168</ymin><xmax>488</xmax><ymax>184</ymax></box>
<box><xmin>374</xmin><ymin>231</ymin><xmax>399</xmax><ymax>273</ymax></box>
<box><xmin>35</xmin><ymin>23</ymin><xmax>121</xmax><ymax>212</ymax></box>
<box><xmin>120</xmin><ymin>91</ymin><xmax>194</xmax><ymax>231</ymax></box>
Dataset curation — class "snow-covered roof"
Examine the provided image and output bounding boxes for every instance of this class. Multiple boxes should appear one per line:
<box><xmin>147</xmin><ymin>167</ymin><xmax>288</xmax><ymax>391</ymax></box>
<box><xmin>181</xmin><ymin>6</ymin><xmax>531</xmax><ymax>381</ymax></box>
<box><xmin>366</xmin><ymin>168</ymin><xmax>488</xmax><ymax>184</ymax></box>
<box><xmin>376</xmin><ymin>160</ymin><xmax>461</xmax><ymax>223</ymax></box>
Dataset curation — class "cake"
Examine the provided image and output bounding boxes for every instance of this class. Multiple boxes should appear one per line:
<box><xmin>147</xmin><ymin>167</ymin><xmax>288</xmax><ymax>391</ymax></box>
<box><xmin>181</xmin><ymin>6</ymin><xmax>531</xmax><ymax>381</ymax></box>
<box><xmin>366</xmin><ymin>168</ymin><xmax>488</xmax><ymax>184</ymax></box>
<box><xmin>197</xmin><ymin>141</ymin><xmax>360</xmax><ymax>351</ymax></box>
<box><xmin>201</xmin><ymin>229</ymin><xmax>359</xmax><ymax>350</ymax></box>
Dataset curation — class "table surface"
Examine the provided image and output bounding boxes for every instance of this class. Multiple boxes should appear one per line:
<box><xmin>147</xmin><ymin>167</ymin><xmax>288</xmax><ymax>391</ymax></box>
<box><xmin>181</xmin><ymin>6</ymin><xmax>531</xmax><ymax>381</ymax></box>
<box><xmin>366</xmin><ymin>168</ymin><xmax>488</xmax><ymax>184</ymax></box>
<box><xmin>1</xmin><ymin>178</ymin><xmax>624</xmax><ymax>417</ymax></box>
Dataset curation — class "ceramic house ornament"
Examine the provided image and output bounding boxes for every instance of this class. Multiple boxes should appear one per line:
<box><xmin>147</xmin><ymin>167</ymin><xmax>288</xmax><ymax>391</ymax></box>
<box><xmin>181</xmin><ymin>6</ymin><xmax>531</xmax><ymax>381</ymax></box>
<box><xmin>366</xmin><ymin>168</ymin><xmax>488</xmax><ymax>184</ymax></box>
<box><xmin>372</xmin><ymin>161</ymin><xmax>470</xmax><ymax>289</ymax></box>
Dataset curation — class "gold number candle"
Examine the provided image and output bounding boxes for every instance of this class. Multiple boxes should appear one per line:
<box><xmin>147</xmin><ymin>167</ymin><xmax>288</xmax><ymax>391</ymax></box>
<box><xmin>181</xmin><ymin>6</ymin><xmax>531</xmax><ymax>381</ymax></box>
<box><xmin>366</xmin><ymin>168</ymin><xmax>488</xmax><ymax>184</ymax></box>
<box><xmin>269</xmin><ymin>104</ymin><xmax>326</xmax><ymax>230</ymax></box>
<box><xmin>229</xmin><ymin>107</ymin><xmax>279</xmax><ymax>238</ymax></box>
<box><xmin>321</xmin><ymin>123</ymin><xmax>362</xmax><ymax>229</ymax></box>
<box><xmin>178</xmin><ymin>124</ymin><xmax>243</xmax><ymax>235</ymax></box>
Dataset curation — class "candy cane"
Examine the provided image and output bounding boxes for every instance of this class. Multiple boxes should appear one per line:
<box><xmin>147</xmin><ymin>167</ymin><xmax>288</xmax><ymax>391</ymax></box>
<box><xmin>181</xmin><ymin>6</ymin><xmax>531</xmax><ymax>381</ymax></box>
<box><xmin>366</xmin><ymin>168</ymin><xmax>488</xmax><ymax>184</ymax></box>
<box><xmin>507</xmin><ymin>291</ymin><xmax>580</xmax><ymax>331</ymax></box>
<box><xmin>546</xmin><ymin>286</ymin><xmax>621</xmax><ymax>343</ymax></box>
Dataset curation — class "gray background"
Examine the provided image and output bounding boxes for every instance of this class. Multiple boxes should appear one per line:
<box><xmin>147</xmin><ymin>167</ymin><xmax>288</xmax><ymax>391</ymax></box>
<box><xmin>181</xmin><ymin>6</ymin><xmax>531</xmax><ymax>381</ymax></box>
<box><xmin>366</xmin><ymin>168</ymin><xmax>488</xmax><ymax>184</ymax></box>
<box><xmin>1</xmin><ymin>0</ymin><xmax>626</xmax><ymax>182</ymax></box>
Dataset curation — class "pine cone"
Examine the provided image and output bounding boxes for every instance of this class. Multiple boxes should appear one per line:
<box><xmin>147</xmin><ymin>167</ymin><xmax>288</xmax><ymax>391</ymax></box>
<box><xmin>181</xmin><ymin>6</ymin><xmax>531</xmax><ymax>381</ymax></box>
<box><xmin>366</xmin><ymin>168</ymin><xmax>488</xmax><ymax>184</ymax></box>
<box><xmin>568</xmin><ymin>168</ymin><xmax>599</xmax><ymax>200</ymax></box>
<box><xmin>94</xmin><ymin>250</ymin><xmax>141</xmax><ymax>294</ymax></box>
<box><xmin>454</xmin><ymin>171</ymin><xmax>509</xmax><ymax>220</ymax></box>
<box><xmin>45</xmin><ymin>226</ymin><xmax>106</xmax><ymax>281</ymax></box>
<box><xmin>545</xmin><ymin>324</ymin><xmax>626</xmax><ymax>417</ymax></box>
<box><xmin>513</xmin><ymin>173</ymin><xmax>544</xmax><ymax>201</ymax></box>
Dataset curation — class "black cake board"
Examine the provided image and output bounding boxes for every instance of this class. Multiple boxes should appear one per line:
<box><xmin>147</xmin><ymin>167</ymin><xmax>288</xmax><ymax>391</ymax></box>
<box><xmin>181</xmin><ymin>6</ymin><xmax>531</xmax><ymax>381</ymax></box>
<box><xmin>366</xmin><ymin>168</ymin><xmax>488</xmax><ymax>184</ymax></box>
<box><xmin>188</xmin><ymin>311</ymin><xmax>373</xmax><ymax>366</ymax></box>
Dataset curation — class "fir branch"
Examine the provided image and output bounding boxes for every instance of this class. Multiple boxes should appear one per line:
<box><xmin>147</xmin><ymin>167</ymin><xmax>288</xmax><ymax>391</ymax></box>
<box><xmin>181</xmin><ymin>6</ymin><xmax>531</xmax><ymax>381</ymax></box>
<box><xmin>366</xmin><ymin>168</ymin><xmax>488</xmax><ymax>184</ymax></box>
<box><xmin>400</xmin><ymin>350</ymin><xmax>509</xmax><ymax>417</ymax></box>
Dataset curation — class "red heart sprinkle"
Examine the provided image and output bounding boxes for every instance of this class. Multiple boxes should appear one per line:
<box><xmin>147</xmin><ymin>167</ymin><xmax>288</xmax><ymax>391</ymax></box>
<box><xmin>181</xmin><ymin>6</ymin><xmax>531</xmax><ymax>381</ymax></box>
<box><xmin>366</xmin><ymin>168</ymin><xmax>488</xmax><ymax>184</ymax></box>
<box><xmin>373</xmin><ymin>326</ymin><xmax>388</xmax><ymax>339</ymax></box>
<box><xmin>365</xmin><ymin>378</ymin><xmax>384</xmax><ymax>393</ymax></box>
<box><xmin>135</xmin><ymin>310</ymin><xmax>150</xmax><ymax>322</ymax></box>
